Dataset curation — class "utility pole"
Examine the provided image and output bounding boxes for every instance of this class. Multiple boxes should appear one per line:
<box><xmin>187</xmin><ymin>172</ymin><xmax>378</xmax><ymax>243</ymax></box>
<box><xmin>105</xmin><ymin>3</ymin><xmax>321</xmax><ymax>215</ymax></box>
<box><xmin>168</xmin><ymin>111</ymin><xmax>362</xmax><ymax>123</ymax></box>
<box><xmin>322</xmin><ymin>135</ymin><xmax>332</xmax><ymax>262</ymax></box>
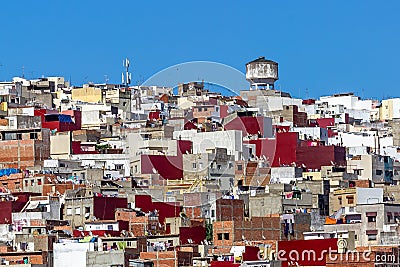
<box><xmin>17</xmin><ymin>134</ymin><xmax>20</xmax><ymax>169</ymax></box>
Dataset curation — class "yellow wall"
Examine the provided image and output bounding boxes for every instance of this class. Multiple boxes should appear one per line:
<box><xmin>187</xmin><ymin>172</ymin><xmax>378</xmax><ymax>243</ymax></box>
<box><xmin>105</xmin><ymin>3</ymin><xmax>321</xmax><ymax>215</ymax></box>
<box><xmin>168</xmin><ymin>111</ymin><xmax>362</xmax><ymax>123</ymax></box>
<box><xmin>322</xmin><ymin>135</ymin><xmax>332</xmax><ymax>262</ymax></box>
<box><xmin>302</xmin><ymin>171</ymin><xmax>322</xmax><ymax>180</ymax></box>
<box><xmin>72</xmin><ymin>87</ymin><xmax>102</xmax><ymax>103</ymax></box>
<box><xmin>0</xmin><ymin>102</ymin><xmax>7</xmax><ymax>111</ymax></box>
<box><xmin>380</xmin><ymin>99</ymin><xmax>392</xmax><ymax>121</ymax></box>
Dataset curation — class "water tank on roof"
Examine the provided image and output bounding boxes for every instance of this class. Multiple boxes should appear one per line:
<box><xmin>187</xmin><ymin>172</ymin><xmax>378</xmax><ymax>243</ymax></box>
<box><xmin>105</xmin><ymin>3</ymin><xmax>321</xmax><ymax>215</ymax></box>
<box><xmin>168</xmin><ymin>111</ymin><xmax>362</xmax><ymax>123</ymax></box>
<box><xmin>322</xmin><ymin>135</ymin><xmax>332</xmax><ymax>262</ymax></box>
<box><xmin>246</xmin><ymin>56</ymin><xmax>278</xmax><ymax>90</ymax></box>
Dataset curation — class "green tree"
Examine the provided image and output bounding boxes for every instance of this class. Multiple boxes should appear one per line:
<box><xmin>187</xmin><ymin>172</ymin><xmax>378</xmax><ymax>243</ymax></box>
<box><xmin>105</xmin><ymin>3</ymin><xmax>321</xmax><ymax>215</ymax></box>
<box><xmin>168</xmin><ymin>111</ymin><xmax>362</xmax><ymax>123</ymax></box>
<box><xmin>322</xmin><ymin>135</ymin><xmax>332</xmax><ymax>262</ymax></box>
<box><xmin>206</xmin><ymin>223</ymin><xmax>213</xmax><ymax>242</ymax></box>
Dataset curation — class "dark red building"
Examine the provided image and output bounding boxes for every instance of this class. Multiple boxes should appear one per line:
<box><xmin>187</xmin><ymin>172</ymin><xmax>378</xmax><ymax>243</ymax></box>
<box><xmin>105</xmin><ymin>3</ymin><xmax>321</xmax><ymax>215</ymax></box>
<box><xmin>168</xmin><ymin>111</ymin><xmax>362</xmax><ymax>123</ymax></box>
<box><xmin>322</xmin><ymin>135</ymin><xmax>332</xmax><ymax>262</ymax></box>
<box><xmin>134</xmin><ymin>195</ymin><xmax>180</xmax><ymax>224</ymax></box>
<box><xmin>224</xmin><ymin>116</ymin><xmax>272</xmax><ymax>138</ymax></box>
<box><xmin>140</xmin><ymin>140</ymin><xmax>192</xmax><ymax>180</ymax></box>
<box><xmin>93</xmin><ymin>196</ymin><xmax>128</xmax><ymax>220</ymax></box>
<box><xmin>35</xmin><ymin>109</ymin><xmax>81</xmax><ymax>132</ymax></box>
<box><xmin>296</xmin><ymin>145</ymin><xmax>346</xmax><ymax>170</ymax></box>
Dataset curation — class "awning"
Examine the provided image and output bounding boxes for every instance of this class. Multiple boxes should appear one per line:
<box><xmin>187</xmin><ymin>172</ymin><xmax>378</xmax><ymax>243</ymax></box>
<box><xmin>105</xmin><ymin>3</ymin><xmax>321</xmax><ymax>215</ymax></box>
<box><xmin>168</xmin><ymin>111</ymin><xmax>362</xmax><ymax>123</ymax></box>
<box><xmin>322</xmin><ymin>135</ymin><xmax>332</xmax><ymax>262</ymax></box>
<box><xmin>366</xmin><ymin>230</ymin><xmax>378</xmax><ymax>235</ymax></box>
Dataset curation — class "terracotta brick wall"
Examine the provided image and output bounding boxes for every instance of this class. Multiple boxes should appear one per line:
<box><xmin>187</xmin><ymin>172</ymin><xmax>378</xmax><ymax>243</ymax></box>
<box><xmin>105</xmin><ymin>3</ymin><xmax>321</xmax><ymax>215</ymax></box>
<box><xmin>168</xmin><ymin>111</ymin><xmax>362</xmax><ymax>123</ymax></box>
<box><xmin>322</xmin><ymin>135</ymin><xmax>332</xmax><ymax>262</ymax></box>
<box><xmin>140</xmin><ymin>251</ymin><xmax>177</xmax><ymax>267</ymax></box>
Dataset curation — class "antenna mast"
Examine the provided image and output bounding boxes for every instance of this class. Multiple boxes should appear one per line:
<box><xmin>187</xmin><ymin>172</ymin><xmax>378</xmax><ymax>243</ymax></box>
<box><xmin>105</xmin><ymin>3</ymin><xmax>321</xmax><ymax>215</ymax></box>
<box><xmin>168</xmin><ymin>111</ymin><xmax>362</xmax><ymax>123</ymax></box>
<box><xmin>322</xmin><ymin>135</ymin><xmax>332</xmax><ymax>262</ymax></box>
<box><xmin>122</xmin><ymin>58</ymin><xmax>131</xmax><ymax>88</ymax></box>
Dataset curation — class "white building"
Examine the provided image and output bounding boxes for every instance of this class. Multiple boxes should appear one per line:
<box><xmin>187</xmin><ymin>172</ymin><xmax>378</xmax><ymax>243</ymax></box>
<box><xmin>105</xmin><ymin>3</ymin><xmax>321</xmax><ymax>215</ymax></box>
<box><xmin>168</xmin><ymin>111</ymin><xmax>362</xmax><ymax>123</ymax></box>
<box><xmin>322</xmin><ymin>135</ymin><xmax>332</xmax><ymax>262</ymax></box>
<box><xmin>172</xmin><ymin>130</ymin><xmax>243</xmax><ymax>160</ymax></box>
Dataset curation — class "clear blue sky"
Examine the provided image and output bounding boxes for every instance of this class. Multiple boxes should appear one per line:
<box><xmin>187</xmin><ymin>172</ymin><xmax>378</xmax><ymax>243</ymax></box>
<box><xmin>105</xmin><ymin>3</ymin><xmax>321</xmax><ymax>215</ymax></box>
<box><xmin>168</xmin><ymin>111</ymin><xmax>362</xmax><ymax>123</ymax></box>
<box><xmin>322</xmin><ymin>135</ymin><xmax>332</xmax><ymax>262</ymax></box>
<box><xmin>1</xmin><ymin>0</ymin><xmax>399</xmax><ymax>99</ymax></box>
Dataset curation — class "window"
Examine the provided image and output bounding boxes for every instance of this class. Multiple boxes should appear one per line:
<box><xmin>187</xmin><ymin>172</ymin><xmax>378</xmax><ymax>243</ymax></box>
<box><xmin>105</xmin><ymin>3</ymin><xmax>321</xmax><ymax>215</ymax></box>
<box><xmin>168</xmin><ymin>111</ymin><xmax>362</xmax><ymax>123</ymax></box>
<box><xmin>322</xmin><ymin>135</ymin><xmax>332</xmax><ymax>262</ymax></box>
<box><xmin>224</xmin><ymin>233</ymin><xmax>230</xmax><ymax>240</ymax></box>
<box><xmin>211</xmin><ymin>210</ymin><xmax>215</xmax><ymax>217</ymax></box>
<box><xmin>66</xmin><ymin>208</ymin><xmax>72</xmax><ymax>216</ymax></box>
<box><xmin>15</xmin><ymin>182</ymin><xmax>20</xmax><ymax>190</ymax></box>
<box><xmin>237</xmin><ymin>165</ymin><xmax>243</xmax><ymax>171</ymax></box>
<box><xmin>355</xmin><ymin>234</ymin><xmax>358</xmax><ymax>240</ymax></box>
<box><xmin>368</xmin><ymin>216</ymin><xmax>376</xmax><ymax>222</ymax></box>
<box><xmin>387</xmin><ymin>212</ymin><xmax>393</xmax><ymax>222</ymax></box>
<box><xmin>37</xmin><ymin>179</ymin><xmax>42</xmax><ymax>185</ymax></box>
<box><xmin>30</xmin><ymin>132</ymin><xmax>38</xmax><ymax>140</ymax></box>
<box><xmin>75</xmin><ymin>207</ymin><xmax>81</xmax><ymax>215</ymax></box>
<box><xmin>192</xmin><ymin>163</ymin><xmax>197</xmax><ymax>169</ymax></box>
<box><xmin>217</xmin><ymin>233</ymin><xmax>223</xmax><ymax>240</ymax></box>
<box><xmin>368</xmin><ymin>234</ymin><xmax>377</xmax><ymax>241</ymax></box>
<box><xmin>30</xmin><ymin>179</ymin><xmax>34</xmax><ymax>186</ymax></box>
<box><xmin>198</xmin><ymin>163</ymin><xmax>203</xmax><ymax>169</ymax></box>
<box><xmin>217</xmin><ymin>165</ymin><xmax>221</xmax><ymax>170</ymax></box>
<box><xmin>347</xmin><ymin>196</ymin><xmax>354</xmax><ymax>205</ymax></box>
<box><xmin>198</xmin><ymin>107</ymin><xmax>202</xmax><ymax>112</ymax></box>
<box><xmin>107</xmin><ymin>225</ymin><xmax>113</xmax><ymax>230</ymax></box>
<box><xmin>376</xmin><ymin>170</ymin><xmax>383</xmax><ymax>176</ymax></box>
<box><xmin>338</xmin><ymin>197</ymin><xmax>342</xmax><ymax>206</ymax></box>
<box><xmin>229</xmin><ymin>163</ymin><xmax>233</xmax><ymax>169</ymax></box>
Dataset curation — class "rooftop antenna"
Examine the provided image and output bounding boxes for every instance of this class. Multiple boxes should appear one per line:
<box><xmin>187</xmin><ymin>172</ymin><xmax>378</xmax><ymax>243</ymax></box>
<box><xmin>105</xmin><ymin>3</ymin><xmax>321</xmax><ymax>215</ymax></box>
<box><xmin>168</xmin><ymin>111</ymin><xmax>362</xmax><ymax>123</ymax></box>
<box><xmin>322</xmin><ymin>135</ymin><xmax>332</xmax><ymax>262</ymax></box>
<box><xmin>22</xmin><ymin>65</ymin><xmax>25</xmax><ymax>78</ymax></box>
<box><xmin>122</xmin><ymin>58</ymin><xmax>131</xmax><ymax>89</ymax></box>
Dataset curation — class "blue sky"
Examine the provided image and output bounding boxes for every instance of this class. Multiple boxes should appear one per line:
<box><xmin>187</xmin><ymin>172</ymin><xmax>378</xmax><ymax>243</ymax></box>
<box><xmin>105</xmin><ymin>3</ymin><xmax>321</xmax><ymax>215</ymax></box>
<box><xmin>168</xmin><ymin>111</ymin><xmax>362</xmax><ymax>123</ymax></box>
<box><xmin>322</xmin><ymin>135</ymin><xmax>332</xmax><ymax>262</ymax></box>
<box><xmin>1</xmin><ymin>1</ymin><xmax>399</xmax><ymax>99</ymax></box>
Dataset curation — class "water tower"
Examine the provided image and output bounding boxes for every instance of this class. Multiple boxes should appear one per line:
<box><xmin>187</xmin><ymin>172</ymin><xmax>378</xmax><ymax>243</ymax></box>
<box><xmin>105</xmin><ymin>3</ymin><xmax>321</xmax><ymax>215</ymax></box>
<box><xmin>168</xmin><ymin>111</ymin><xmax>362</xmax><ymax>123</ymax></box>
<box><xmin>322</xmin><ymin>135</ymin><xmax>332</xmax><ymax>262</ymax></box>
<box><xmin>246</xmin><ymin>56</ymin><xmax>278</xmax><ymax>90</ymax></box>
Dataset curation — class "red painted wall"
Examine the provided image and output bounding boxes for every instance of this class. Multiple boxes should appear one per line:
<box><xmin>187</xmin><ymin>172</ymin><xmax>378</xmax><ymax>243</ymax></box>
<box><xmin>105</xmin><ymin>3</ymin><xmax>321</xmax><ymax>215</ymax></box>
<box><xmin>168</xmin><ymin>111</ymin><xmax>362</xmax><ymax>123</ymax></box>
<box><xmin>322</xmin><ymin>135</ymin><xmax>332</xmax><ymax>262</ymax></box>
<box><xmin>247</xmin><ymin>132</ymin><xmax>298</xmax><ymax>167</ymax></box>
<box><xmin>242</xmin><ymin>246</ymin><xmax>260</xmax><ymax>261</ymax></box>
<box><xmin>274</xmin><ymin>132</ymin><xmax>298</xmax><ymax>167</ymax></box>
<box><xmin>93</xmin><ymin>196</ymin><xmax>127</xmax><ymax>220</ymax></box>
<box><xmin>135</xmin><ymin>195</ymin><xmax>180</xmax><ymax>224</ymax></box>
<box><xmin>0</xmin><ymin>202</ymin><xmax>12</xmax><ymax>224</ymax></box>
<box><xmin>71</xmin><ymin>141</ymin><xmax>99</xmax><ymax>154</ymax></box>
<box><xmin>140</xmin><ymin>140</ymin><xmax>192</xmax><ymax>180</ymax></box>
<box><xmin>219</xmin><ymin>105</ymin><xmax>229</xmax><ymax>119</ymax></box>
<box><xmin>149</xmin><ymin>111</ymin><xmax>160</xmax><ymax>121</ymax></box>
<box><xmin>225</xmin><ymin>116</ymin><xmax>267</xmax><ymax>136</ymax></box>
<box><xmin>35</xmin><ymin>109</ymin><xmax>81</xmax><ymax>132</ymax></box>
<box><xmin>316</xmin><ymin>118</ymin><xmax>335</xmax><ymax>128</ymax></box>
<box><xmin>296</xmin><ymin>146</ymin><xmax>346</xmax><ymax>170</ymax></box>
<box><xmin>179</xmin><ymin>226</ymin><xmax>206</xmax><ymax>245</ymax></box>
<box><xmin>141</xmin><ymin>154</ymin><xmax>183</xmax><ymax>179</ymax></box>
